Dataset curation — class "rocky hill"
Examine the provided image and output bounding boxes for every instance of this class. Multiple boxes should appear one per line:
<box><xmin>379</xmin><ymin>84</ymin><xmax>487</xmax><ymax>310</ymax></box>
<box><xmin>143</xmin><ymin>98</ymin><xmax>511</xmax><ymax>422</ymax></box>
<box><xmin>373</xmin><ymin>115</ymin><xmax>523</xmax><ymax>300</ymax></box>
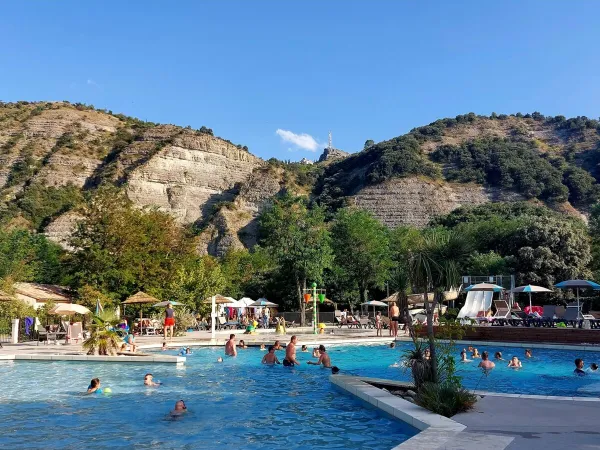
<box><xmin>1</xmin><ymin>102</ymin><xmax>599</xmax><ymax>256</ymax></box>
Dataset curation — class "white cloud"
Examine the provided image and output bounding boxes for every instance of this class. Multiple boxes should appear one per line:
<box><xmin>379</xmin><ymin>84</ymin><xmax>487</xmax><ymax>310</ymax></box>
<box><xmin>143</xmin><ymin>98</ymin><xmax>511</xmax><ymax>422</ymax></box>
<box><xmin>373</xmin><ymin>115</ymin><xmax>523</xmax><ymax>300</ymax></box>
<box><xmin>87</xmin><ymin>79</ymin><xmax>98</xmax><ymax>86</ymax></box>
<box><xmin>276</xmin><ymin>129</ymin><xmax>321</xmax><ymax>152</ymax></box>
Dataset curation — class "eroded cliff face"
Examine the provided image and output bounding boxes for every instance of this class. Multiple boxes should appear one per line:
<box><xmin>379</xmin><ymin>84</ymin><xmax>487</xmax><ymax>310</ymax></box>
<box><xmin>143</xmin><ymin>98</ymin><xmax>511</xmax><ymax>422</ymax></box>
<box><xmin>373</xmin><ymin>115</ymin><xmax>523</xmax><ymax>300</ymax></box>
<box><xmin>351</xmin><ymin>177</ymin><xmax>524</xmax><ymax>228</ymax></box>
<box><xmin>126</xmin><ymin>131</ymin><xmax>262</xmax><ymax>224</ymax></box>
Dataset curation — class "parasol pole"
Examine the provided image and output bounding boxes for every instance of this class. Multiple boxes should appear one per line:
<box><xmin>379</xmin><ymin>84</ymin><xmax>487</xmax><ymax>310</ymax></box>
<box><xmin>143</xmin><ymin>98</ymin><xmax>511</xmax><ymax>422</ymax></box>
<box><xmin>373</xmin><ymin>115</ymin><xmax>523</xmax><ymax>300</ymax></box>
<box><xmin>577</xmin><ymin>287</ymin><xmax>581</xmax><ymax>319</ymax></box>
<box><xmin>529</xmin><ymin>291</ymin><xmax>532</xmax><ymax>313</ymax></box>
<box><xmin>312</xmin><ymin>282</ymin><xmax>317</xmax><ymax>335</ymax></box>
<box><xmin>211</xmin><ymin>295</ymin><xmax>216</xmax><ymax>341</ymax></box>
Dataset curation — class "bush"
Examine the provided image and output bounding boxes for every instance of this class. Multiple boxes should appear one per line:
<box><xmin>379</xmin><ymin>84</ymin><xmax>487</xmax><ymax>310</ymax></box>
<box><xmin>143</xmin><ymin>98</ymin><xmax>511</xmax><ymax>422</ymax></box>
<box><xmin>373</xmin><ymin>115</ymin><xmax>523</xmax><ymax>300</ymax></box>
<box><xmin>415</xmin><ymin>382</ymin><xmax>477</xmax><ymax>417</ymax></box>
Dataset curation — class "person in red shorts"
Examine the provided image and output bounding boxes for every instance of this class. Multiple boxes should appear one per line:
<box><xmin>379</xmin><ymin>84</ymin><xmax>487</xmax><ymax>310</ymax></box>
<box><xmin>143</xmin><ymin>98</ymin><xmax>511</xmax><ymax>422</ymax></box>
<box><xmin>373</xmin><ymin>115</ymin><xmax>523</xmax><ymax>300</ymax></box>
<box><xmin>164</xmin><ymin>303</ymin><xmax>175</xmax><ymax>341</ymax></box>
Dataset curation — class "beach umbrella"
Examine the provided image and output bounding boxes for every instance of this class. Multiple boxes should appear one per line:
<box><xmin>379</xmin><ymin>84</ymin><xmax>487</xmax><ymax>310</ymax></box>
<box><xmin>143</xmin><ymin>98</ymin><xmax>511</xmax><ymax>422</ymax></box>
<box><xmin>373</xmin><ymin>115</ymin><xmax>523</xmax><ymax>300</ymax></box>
<box><xmin>249</xmin><ymin>299</ymin><xmax>278</xmax><ymax>308</ymax></box>
<box><xmin>555</xmin><ymin>280</ymin><xmax>600</xmax><ymax>317</ymax></box>
<box><xmin>361</xmin><ymin>300</ymin><xmax>387</xmax><ymax>317</ymax></box>
<box><xmin>464</xmin><ymin>283</ymin><xmax>504</xmax><ymax>292</ymax></box>
<box><xmin>49</xmin><ymin>303</ymin><xmax>92</xmax><ymax>315</ymax></box>
<box><xmin>511</xmin><ymin>285</ymin><xmax>552</xmax><ymax>312</ymax></box>
<box><xmin>202</xmin><ymin>294</ymin><xmax>232</xmax><ymax>304</ymax></box>
<box><xmin>238</xmin><ymin>297</ymin><xmax>254</xmax><ymax>307</ymax></box>
<box><xmin>122</xmin><ymin>291</ymin><xmax>161</xmax><ymax>334</ymax></box>
<box><xmin>152</xmin><ymin>301</ymin><xmax>184</xmax><ymax>307</ymax></box>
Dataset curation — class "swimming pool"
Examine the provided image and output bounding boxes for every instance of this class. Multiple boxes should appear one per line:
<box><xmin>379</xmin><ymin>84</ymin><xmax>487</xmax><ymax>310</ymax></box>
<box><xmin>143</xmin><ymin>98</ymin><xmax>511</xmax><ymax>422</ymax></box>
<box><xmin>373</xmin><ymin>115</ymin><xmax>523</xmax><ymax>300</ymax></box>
<box><xmin>0</xmin><ymin>345</ymin><xmax>417</xmax><ymax>450</ymax></box>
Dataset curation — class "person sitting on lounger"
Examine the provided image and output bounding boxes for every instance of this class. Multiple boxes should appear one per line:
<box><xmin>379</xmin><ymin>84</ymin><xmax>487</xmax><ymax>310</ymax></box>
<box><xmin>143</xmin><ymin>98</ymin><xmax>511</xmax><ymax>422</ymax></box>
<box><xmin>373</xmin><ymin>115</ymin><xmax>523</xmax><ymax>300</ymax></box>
<box><xmin>478</xmin><ymin>351</ymin><xmax>495</xmax><ymax>370</ymax></box>
<box><xmin>472</xmin><ymin>348</ymin><xmax>481</xmax><ymax>359</ymax></box>
<box><xmin>460</xmin><ymin>350</ymin><xmax>471</xmax><ymax>362</ymax></box>
<box><xmin>494</xmin><ymin>352</ymin><xmax>503</xmax><ymax>361</ymax></box>
<box><xmin>508</xmin><ymin>356</ymin><xmax>522</xmax><ymax>368</ymax></box>
<box><xmin>307</xmin><ymin>345</ymin><xmax>332</xmax><ymax>368</ymax></box>
<box><xmin>574</xmin><ymin>358</ymin><xmax>587</xmax><ymax>376</ymax></box>
<box><xmin>144</xmin><ymin>373</ymin><xmax>161</xmax><ymax>386</ymax></box>
<box><xmin>261</xmin><ymin>346</ymin><xmax>281</xmax><ymax>365</ymax></box>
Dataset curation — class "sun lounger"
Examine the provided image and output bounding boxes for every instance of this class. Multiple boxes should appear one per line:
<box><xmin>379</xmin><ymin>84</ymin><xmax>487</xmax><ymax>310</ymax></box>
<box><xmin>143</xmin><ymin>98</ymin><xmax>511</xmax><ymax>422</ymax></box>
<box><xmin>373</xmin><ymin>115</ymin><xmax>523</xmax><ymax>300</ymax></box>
<box><xmin>359</xmin><ymin>317</ymin><xmax>371</xmax><ymax>329</ymax></box>
<box><xmin>557</xmin><ymin>305</ymin><xmax>583</xmax><ymax>328</ymax></box>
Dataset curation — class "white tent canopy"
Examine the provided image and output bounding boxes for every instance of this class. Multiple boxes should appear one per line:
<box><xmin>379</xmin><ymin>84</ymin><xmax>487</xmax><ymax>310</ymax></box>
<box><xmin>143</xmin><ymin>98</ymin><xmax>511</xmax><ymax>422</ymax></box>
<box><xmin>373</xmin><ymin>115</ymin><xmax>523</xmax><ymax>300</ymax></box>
<box><xmin>238</xmin><ymin>297</ymin><xmax>254</xmax><ymax>307</ymax></box>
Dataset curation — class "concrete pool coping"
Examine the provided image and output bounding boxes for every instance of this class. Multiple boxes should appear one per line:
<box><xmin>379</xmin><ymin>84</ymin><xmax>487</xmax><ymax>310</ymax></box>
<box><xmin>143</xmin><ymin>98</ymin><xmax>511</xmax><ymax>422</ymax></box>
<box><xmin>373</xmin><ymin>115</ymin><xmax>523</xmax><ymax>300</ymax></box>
<box><xmin>330</xmin><ymin>374</ymin><xmax>471</xmax><ymax>449</ymax></box>
<box><xmin>0</xmin><ymin>354</ymin><xmax>185</xmax><ymax>364</ymax></box>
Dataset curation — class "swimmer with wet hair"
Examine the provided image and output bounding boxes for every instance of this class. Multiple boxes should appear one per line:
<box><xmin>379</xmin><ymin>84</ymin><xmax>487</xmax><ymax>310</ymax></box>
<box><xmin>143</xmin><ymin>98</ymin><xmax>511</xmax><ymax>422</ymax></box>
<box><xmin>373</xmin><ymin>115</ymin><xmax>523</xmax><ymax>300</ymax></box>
<box><xmin>170</xmin><ymin>400</ymin><xmax>187</xmax><ymax>417</ymax></box>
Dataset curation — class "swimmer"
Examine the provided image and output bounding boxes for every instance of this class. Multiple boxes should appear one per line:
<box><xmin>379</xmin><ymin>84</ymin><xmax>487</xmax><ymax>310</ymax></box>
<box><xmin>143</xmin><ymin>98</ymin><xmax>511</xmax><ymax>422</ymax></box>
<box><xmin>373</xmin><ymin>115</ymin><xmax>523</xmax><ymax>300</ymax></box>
<box><xmin>273</xmin><ymin>340</ymin><xmax>283</xmax><ymax>350</ymax></box>
<box><xmin>283</xmin><ymin>335</ymin><xmax>301</xmax><ymax>367</ymax></box>
<box><xmin>161</xmin><ymin>341</ymin><xmax>168</xmax><ymax>351</ymax></box>
<box><xmin>460</xmin><ymin>350</ymin><xmax>472</xmax><ymax>362</ymax></box>
<box><xmin>472</xmin><ymin>348</ymin><xmax>481</xmax><ymax>359</ymax></box>
<box><xmin>307</xmin><ymin>344</ymin><xmax>331</xmax><ymax>368</ymax></box>
<box><xmin>589</xmin><ymin>363</ymin><xmax>599</xmax><ymax>373</ymax></box>
<box><xmin>424</xmin><ymin>348</ymin><xmax>431</xmax><ymax>360</ymax></box>
<box><xmin>525</xmin><ymin>349</ymin><xmax>532</xmax><ymax>358</ymax></box>
<box><xmin>467</xmin><ymin>345</ymin><xmax>474</xmax><ymax>352</ymax></box>
<box><xmin>494</xmin><ymin>351</ymin><xmax>503</xmax><ymax>361</ymax></box>
<box><xmin>217</xmin><ymin>357</ymin><xmax>223</xmax><ymax>363</ymax></box>
<box><xmin>390</xmin><ymin>342</ymin><xmax>396</xmax><ymax>349</ymax></box>
<box><xmin>170</xmin><ymin>400</ymin><xmax>187</xmax><ymax>417</ymax></box>
<box><xmin>331</xmin><ymin>366</ymin><xmax>340</xmax><ymax>374</ymax></box>
<box><xmin>574</xmin><ymin>358</ymin><xmax>586</xmax><ymax>376</ymax></box>
<box><xmin>261</xmin><ymin>346</ymin><xmax>281</xmax><ymax>365</ymax></box>
<box><xmin>312</xmin><ymin>347</ymin><xmax>320</xmax><ymax>358</ymax></box>
<box><xmin>238</xmin><ymin>340</ymin><xmax>248</xmax><ymax>349</ymax></box>
<box><xmin>144</xmin><ymin>373</ymin><xmax>161</xmax><ymax>387</ymax></box>
<box><xmin>478</xmin><ymin>351</ymin><xmax>495</xmax><ymax>370</ymax></box>
<box><xmin>260</xmin><ymin>343</ymin><xmax>266</xmax><ymax>351</ymax></box>
<box><xmin>185</xmin><ymin>347</ymin><xmax>192</xmax><ymax>355</ymax></box>
<box><xmin>507</xmin><ymin>356</ymin><xmax>522</xmax><ymax>368</ymax></box>
<box><xmin>301</xmin><ymin>345</ymin><xmax>308</xmax><ymax>352</ymax></box>
<box><xmin>87</xmin><ymin>378</ymin><xmax>101</xmax><ymax>394</ymax></box>
<box><xmin>225</xmin><ymin>334</ymin><xmax>237</xmax><ymax>357</ymax></box>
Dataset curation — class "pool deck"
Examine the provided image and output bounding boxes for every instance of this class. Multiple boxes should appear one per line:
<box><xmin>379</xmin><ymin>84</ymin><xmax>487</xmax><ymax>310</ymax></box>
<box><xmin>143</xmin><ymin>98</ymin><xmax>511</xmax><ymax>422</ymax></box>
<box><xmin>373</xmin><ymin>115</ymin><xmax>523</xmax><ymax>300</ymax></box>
<box><xmin>453</xmin><ymin>394</ymin><xmax>600</xmax><ymax>450</ymax></box>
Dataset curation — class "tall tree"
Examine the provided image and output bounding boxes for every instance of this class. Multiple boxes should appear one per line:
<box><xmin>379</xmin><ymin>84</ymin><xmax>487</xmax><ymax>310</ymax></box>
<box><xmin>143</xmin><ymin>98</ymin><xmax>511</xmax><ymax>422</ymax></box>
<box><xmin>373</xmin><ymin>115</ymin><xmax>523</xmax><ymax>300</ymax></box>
<box><xmin>67</xmin><ymin>186</ymin><xmax>192</xmax><ymax>299</ymax></box>
<box><xmin>259</xmin><ymin>194</ymin><xmax>332</xmax><ymax>326</ymax></box>
<box><xmin>408</xmin><ymin>228</ymin><xmax>472</xmax><ymax>382</ymax></box>
<box><xmin>331</xmin><ymin>208</ymin><xmax>392</xmax><ymax>307</ymax></box>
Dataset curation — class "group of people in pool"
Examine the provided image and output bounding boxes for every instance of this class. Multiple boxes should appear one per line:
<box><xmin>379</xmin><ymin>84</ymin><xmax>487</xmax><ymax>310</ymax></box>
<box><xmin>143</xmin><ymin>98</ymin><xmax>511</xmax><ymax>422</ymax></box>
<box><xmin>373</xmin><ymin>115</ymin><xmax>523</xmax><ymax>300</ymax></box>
<box><xmin>458</xmin><ymin>346</ymin><xmax>534</xmax><ymax>370</ymax></box>
<box><xmin>573</xmin><ymin>358</ymin><xmax>598</xmax><ymax>376</ymax></box>
<box><xmin>223</xmin><ymin>334</ymin><xmax>340</xmax><ymax>373</ymax></box>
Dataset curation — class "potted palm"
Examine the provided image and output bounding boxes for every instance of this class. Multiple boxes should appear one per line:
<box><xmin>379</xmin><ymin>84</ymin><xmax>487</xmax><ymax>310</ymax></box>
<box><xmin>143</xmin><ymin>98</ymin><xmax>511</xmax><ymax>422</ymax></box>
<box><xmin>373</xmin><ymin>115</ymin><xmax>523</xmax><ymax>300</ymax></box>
<box><xmin>82</xmin><ymin>316</ymin><xmax>121</xmax><ymax>356</ymax></box>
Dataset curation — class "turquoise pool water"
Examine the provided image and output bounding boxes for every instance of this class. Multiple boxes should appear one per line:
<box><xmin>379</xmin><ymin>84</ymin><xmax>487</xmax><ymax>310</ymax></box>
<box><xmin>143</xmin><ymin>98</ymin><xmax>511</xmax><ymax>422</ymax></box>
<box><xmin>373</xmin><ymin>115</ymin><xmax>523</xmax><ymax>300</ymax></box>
<box><xmin>2</xmin><ymin>342</ymin><xmax>599</xmax><ymax>449</ymax></box>
<box><xmin>0</xmin><ymin>345</ymin><xmax>417</xmax><ymax>450</ymax></box>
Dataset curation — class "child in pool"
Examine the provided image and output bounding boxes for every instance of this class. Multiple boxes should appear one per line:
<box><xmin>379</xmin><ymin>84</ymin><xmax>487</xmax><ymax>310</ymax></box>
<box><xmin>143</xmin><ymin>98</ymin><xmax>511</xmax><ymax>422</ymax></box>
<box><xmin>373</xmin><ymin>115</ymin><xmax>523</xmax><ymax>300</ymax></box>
<box><xmin>260</xmin><ymin>343</ymin><xmax>266</xmax><ymax>351</ymax></box>
<box><xmin>87</xmin><ymin>378</ymin><xmax>101</xmax><ymax>394</ymax></box>
<box><xmin>507</xmin><ymin>356</ymin><xmax>522</xmax><ymax>368</ymax></box>
<box><xmin>144</xmin><ymin>373</ymin><xmax>161</xmax><ymax>387</ymax></box>
<box><xmin>261</xmin><ymin>346</ymin><xmax>281</xmax><ymax>365</ymax></box>
<box><xmin>472</xmin><ymin>348</ymin><xmax>481</xmax><ymax>359</ymax></box>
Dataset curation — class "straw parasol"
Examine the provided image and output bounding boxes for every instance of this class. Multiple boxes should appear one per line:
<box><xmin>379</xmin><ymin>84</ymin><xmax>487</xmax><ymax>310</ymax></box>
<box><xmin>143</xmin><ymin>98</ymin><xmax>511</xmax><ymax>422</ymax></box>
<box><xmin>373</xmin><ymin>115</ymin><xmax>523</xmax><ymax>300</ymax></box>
<box><xmin>49</xmin><ymin>303</ymin><xmax>92</xmax><ymax>315</ymax></box>
<box><xmin>361</xmin><ymin>300</ymin><xmax>387</xmax><ymax>317</ymax></box>
<box><xmin>153</xmin><ymin>301</ymin><xmax>183</xmax><ymax>307</ymax></box>
<box><xmin>122</xmin><ymin>291</ymin><xmax>161</xmax><ymax>334</ymax></box>
<box><xmin>202</xmin><ymin>294</ymin><xmax>232</xmax><ymax>304</ymax></box>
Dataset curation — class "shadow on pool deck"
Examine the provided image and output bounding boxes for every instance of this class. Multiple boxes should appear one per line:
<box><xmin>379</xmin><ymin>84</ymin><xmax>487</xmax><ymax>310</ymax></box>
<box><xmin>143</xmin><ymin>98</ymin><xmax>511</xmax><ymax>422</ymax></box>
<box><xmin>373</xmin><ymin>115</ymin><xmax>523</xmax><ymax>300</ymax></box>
<box><xmin>453</xmin><ymin>395</ymin><xmax>600</xmax><ymax>450</ymax></box>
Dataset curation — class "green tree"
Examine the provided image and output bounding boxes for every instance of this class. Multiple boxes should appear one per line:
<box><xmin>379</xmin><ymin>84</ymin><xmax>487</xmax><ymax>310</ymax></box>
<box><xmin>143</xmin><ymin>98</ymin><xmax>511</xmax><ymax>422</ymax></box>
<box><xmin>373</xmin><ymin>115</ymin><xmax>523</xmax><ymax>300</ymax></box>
<box><xmin>364</xmin><ymin>139</ymin><xmax>375</xmax><ymax>149</ymax></box>
<box><xmin>259</xmin><ymin>194</ymin><xmax>333</xmax><ymax>326</ymax></box>
<box><xmin>408</xmin><ymin>228</ymin><xmax>473</xmax><ymax>382</ymax></box>
<box><xmin>331</xmin><ymin>208</ymin><xmax>392</xmax><ymax>307</ymax></box>
<box><xmin>220</xmin><ymin>248</ymin><xmax>275</xmax><ymax>299</ymax></box>
<box><xmin>67</xmin><ymin>186</ymin><xmax>192</xmax><ymax>300</ymax></box>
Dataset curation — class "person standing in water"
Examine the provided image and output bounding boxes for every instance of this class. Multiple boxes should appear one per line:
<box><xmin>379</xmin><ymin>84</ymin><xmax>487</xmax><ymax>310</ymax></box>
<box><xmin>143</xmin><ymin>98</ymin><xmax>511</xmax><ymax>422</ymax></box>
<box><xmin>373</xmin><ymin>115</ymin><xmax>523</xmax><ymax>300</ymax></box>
<box><xmin>225</xmin><ymin>334</ymin><xmax>237</xmax><ymax>356</ymax></box>
<box><xmin>164</xmin><ymin>303</ymin><xmax>176</xmax><ymax>342</ymax></box>
<box><xmin>389</xmin><ymin>302</ymin><xmax>400</xmax><ymax>338</ymax></box>
<box><xmin>283</xmin><ymin>335</ymin><xmax>301</xmax><ymax>366</ymax></box>
<box><xmin>261</xmin><ymin>346</ymin><xmax>281</xmax><ymax>365</ymax></box>
<box><xmin>307</xmin><ymin>345</ymin><xmax>332</xmax><ymax>368</ymax></box>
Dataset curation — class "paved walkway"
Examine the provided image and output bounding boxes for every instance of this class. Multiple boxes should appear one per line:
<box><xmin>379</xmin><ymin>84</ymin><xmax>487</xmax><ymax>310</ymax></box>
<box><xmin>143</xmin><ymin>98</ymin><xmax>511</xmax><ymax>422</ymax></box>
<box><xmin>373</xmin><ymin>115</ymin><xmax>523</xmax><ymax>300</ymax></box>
<box><xmin>454</xmin><ymin>395</ymin><xmax>600</xmax><ymax>450</ymax></box>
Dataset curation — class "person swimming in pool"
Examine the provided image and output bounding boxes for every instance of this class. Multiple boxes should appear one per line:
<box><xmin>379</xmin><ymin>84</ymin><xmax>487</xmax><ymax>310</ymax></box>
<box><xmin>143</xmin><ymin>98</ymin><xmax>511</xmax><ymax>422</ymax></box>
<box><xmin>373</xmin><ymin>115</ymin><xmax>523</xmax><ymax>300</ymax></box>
<box><xmin>389</xmin><ymin>342</ymin><xmax>396</xmax><ymax>349</ymax></box>
<box><xmin>494</xmin><ymin>352</ymin><xmax>503</xmax><ymax>361</ymax></box>
<box><xmin>185</xmin><ymin>347</ymin><xmax>192</xmax><ymax>355</ymax></box>
<box><xmin>170</xmin><ymin>400</ymin><xmax>187</xmax><ymax>417</ymax></box>
<box><xmin>225</xmin><ymin>334</ymin><xmax>237</xmax><ymax>357</ymax></box>
<box><xmin>588</xmin><ymin>363</ymin><xmax>599</xmax><ymax>373</ymax></box>
<box><xmin>283</xmin><ymin>335</ymin><xmax>301</xmax><ymax>367</ymax></box>
<box><xmin>460</xmin><ymin>350</ymin><xmax>472</xmax><ymax>362</ymax></box>
<box><xmin>507</xmin><ymin>356</ymin><xmax>522</xmax><ymax>368</ymax></box>
<box><xmin>87</xmin><ymin>378</ymin><xmax>101</xmax><ymax>394</ymax></box>
<box><xmin>217</xmin><ymin>357</ymin><xmax>223</xmax><ymax>363</ymax></box>
<box><xmin>238</xmin><ymin>340</ymin><xmax>248</xmax><ymax>349</ymax></box>
<box><xmin>273</xmin><ymin>340</ymin><xmax>283</xmax><ymax>351</ymax></box>
<box><xmin>307</xmin><ymin>345</ymin><xmax>331</xmax><ymax>368</ymax></box>
<box><xmin>525</xmin><ymin>349</ymin><xmax>532</xmax><ymax>358</ymax></box>
<box><xmin>161</xmin><ymin>341</ymin><xmax>168</xmax><ymax>351</ymax></box>
<box><xmin>312</xmin><ymin>347</ymin><xmax>320</xmax><ymax>358</ymax></box>
<box><xmin>261</xmin><ymin>346</ymin><xmax>281</xmax><ymax>365</ymax></box>
<box><xmin>472</xmin><ymin>348</ymin><xmax>481</xmax><ymax>359</ymax></box>
<box><xmin>260</xmin><ymin>343</ymin><xmax>266</xmax><ymax>351</ymax></box>
<box><xmin>478</xmin><ymin>351</ymin><xmax>495</xmax><ymax>370</ymax></box>
<box><xmin>574</xmin><ymin>358</ymin><xmax>586</xmax><ymax>376</ymax></box>
<box><xmin>301</xmin><ymin>345</ymin><xmax>308</xmax><ymax>352</ymax></box>
<box><xmin>144</xmin><ymin>373</ymin><xmax>161</xmax><ymax>387</ymax></box>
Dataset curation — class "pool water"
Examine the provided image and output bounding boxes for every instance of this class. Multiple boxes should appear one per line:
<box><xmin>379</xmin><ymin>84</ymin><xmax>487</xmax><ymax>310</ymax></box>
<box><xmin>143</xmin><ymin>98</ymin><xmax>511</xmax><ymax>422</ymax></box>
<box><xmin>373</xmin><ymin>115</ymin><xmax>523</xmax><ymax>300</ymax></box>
<box><xmin>0</xmin><ymin>345</ymin><xmax>417</xmax><ymax>450</ymax></box>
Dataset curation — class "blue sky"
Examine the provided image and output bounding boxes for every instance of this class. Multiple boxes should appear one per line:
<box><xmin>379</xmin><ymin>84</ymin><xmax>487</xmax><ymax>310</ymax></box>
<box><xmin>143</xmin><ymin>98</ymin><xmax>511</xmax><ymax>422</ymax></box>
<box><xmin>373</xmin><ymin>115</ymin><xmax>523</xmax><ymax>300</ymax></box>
<box><xmin>1</xmin><ymin>1</ymin><xmax>599</xmax><ymax>161</ymax></box>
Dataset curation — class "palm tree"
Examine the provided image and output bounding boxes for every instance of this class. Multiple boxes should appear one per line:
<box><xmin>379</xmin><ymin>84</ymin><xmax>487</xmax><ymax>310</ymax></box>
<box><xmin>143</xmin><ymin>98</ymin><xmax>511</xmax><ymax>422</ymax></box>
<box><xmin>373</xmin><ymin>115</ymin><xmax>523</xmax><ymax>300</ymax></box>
<box><xmin>82</xmin><ymin>316</ymin><xmax>121</xmax><ymax>356</ymax></box>
<box><xmin>408</xmin><ymin>228</ymin><xmax>472</xmax><ymax>383</ymax></box>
